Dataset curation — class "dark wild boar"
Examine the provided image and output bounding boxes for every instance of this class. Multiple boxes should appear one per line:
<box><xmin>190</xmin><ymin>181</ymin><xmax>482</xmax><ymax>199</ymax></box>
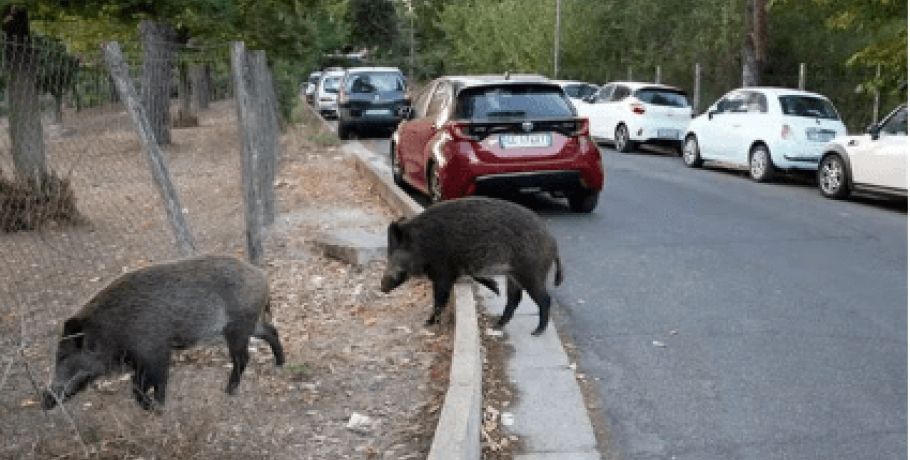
<box><xmin>380</xmin><ymin>197</ymin><xmax>563</xmax><ymax>336</ymax></box>
<box><xmin>42</xmin><ymin>255</ymin><xmax>285</xmax><ymax>411</ymax></box>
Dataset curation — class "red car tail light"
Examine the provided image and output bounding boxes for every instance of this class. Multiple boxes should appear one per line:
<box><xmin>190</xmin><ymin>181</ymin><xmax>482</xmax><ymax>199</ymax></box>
<box><xmin>447</xmin><ymin>122</ymin><xmax>479</xmax><ymax>141</ymax></box>
<box><xmin>630</xmin><ymin>103</ymin><xmax>646</xmax><ymax>115</ymax></box>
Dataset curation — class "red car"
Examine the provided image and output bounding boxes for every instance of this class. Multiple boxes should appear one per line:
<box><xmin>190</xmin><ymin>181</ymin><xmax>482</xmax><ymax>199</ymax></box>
<box><xmin>390</xmin><ymin>75</ymin><xmax>604</xmax><ymax>213</ymax></box>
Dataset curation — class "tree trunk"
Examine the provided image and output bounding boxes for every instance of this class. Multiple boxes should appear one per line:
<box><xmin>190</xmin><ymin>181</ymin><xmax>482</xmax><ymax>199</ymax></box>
<box><xmin>191</xmin><ymin>64</ymin><xmax>211</xmax><ymax>110</ymax></box>
<box><xmin>742</xmin><ymin>0</ymin><xmax>768</xmax><ymax>87</ymax></box>
<box><xmin>2</xmin><ymin>6</ymin><xmax>47</xmax><ymax>180</ymax></box>
<box><xmin>139</xmin><ymin>20</ymin><xmax>176</xmax><ymax>145</ymax></box>
<box><xmin>175</xmin><ymin>61</ymin><xmax>198</xmax><ymax>127</ymax></box>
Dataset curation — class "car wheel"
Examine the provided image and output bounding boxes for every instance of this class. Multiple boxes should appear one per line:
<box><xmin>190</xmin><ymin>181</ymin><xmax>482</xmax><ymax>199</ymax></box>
<box><xmin>682</xmin><ymin>135</ymin><xmax>703</xmax><ymax>168</ymax></box>
<box><xmin>818</xmin><ymin>154</ymin><xmax>850</xmax><ymax>199</ymax></box>
<box><xmin>614</xmin><ymin>124</ymin><xmax>636</xmax><ymax>153</ymax></box>
<box><xmin>569</xmin><ymin>190</ymin><xmax>599</xmax><ymax>213</ymax></box>
<box><xmin>428</xmin><ymin>163</ymin><xmax>444</xmax><ymax>204</ymax></box>
<box><xmin>749</xmin><ymin>145</ymin><xmax>774</xmax><ymax>182</ymax></box>
<box><xmin>390</xmin><ymin>142</ymin><xmax>406</xmax><ymax>187</ymax></box>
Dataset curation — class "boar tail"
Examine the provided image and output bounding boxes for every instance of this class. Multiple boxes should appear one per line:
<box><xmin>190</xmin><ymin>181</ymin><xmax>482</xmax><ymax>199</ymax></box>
<box><xmin>554</xmin><ymin>256</ymin><xmax>564</xmax><ymax>286</ymax></box>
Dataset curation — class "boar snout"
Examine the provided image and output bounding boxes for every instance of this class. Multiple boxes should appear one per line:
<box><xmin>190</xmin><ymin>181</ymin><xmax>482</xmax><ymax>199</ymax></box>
<box><xmin>380</xmin><ymin>269</ymin><xmax>408</xmax><ymax>293</ymax></box>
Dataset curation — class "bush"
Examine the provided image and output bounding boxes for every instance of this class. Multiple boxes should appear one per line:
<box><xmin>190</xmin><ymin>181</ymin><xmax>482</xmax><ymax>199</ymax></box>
<box><xmin>0</xmin><ymin>172</ymin><xmax>81</xmax><ymax>232</ymax></box>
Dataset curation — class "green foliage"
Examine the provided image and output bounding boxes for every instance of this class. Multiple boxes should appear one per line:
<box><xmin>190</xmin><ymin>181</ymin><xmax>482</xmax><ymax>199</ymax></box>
<box><xmin>348</xmin><ymin>0</ymin><xmax>400</xmax><ymax>51</ymax></box>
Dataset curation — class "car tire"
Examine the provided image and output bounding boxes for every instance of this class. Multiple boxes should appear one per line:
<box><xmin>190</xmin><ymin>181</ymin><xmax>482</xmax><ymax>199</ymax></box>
<box><xmin>615</xmin><ymin>124</ymin><xmax>636</xmax><ymax>153</ymax></box>
<box><xmin>682</xmin><ymin>135</ymin><xmax>703</xmax><ymax>168</ymax></box>
<box><xmin>337</xmin><ymin>121</ymin><xmax>351</xmax><ymax>140</ymax></box>
<box><xmin>428</xmin><ymin>163</ymin><xmax>444</xmax><ymax>205</ymax></box>
<box><xmin>749</xmin><ymin>144</ymin><xmax>774</xmax><ymax>182</ymax></box>
<box><xmin>817</xmin><ymin>154</ymin><xmax>850</xmax><ymax>200</ymax></box>
<box><xmin>390</xmin><ymin>142</ymin><xmax>406</xmax><ymax>187</ymax></box>
<box><xmin>569</xmin><ymin>190</ymin><xmax>599</xmax><ymax>213</ymax></box>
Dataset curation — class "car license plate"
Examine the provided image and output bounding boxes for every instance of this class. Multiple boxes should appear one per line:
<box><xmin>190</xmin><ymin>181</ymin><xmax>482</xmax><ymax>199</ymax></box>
<box><xmin>806</xmin><ymin>128</ymin><xmax>835</xmax><ymax>142</ymax></box>
<box><xmin>364</xmin><ymin>109</ymin><xmax>391</xmax><ymax>116</ymax></box>
<box><xmin>657</xmin><ymin>129</ymin><xmax>680</xmax><ymax>140</ymax></box>
<box><xmin>500</xmin><ymin>134</ymin><xmax>552</xmax><ymax>149</ymax></box>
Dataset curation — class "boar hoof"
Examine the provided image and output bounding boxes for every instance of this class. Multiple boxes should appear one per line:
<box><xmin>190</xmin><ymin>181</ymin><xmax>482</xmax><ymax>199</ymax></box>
<box><xmin>225</xmin><ymin>381</ymin><xmax>239</xmax><ymax>395</ymax></box>
<box><xmin>425</xmin><ymin>316</ymin><xmax>439</xmax><ymax>326</ymax></box>
<box><xmin>531</xmin><ymin>326</ymin><xmax>546</xmax><ymax>336</ymax></box>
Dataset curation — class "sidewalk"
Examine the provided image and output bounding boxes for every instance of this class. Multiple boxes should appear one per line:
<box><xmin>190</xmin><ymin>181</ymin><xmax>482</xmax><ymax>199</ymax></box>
<box><xmin>477</xmin><ymin>277</ymin><xmax>601</xmax><ymax>460</ymax></box>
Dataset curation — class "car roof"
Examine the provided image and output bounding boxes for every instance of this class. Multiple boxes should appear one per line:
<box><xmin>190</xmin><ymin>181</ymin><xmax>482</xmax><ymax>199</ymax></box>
<box><xmin>321</xmin><ymin>70</ymin><xmax>346</xmax><ymax>78</ymax></box>
<box><xmin>605</xmin><ymin>81</ymin><xmax>687</xmax><ymax>92</ymax></box>
<box><xmin>729</xmin><ymin>86</ymin><xmax>832</xmax><ymax>99</ymax></box>
<box><xmin>437</xmin><ymin>74</ymin><xmax>559</xmax><ymax>94</ymax></box>
<box><xmin>552</xmin><ymin>80</ymin><xmax>597</xmax><ymax>87</ymax></box>
<box><xmin>344</xmin><ymin>67</ymin><xmax>403</xmax><ymax>74</ymax></box>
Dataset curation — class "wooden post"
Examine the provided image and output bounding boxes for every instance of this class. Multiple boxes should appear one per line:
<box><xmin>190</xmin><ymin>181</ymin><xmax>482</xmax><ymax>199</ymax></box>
<box><xmin>693</xmin><ymin>63</ymin><xmax>701</xmax><ymax>114</ymax></box>
<box><xmin>250</xmin><ymin>50</ymin><xmax>276</xmax><ymax>227</ymax></box>
<box><xmin>798</xmin><ymin>63</ymin><xmax>805</xmax><ymax>90</ymax></box>
<box><xmin>231</xmin><ymin>41</ymin><xmax>264</xmax><ymax>265</ymax></box>
<box><xmin>103</xmin><ymin>42</ymin><xmax>195</xmax><ymax>256</ymax></box>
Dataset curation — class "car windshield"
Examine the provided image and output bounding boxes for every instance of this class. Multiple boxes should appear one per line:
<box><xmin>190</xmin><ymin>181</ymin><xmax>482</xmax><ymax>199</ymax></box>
<box><xmin>778</xmin><ymin>95</ymin><xmax>839</xmax><ymax>120</ymax></box>
<box><xmin>346</xmin><ymin>73</ymin><xmax>404</xmax><ymax>93</ymax></box>
<box><xmin>881</xmin><ymin>107</ymin><xmax>908</xmax><ymax>136</ymax></box>
<box><xmin>563</xmin><ymin>84</ymin><xmax>598</xmax><ymax>99</ymax></box>
<box><xmin>456</xmin><ymin>85</ymin><xmax>574</xmax><ymax>120</ymax></box>
<box><xmin>635</xmin><ymin>88</ymin><xmax>690</xmax><ymax>108</ymax></box>
<box><xmin>323</xmin><ymin>76</ymin><xmax>342</xmax><ymax>93</ymax></box>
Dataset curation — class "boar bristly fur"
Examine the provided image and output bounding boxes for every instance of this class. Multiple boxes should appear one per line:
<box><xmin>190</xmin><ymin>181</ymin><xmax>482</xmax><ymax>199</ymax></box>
<box><xmin>380</xmin><ymin>197</ymin><xmax>563</xmax><ymax>336</ymax></box>
<box><xmin>42</xmin><ymin>255</ymin><xmax>285</xmax><ymax>411</ymax></box>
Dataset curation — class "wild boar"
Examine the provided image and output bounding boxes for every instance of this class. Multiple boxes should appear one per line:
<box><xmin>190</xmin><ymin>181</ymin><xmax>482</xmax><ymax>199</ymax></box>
<box><xmin>42</xmin><ymin>255</ymin><xmax>285</xmax><ymax>411</ymax></box>
<box><xmin>380</xmin><ymin>197</ymin><xmax>563</xmax><ymax>336</ymax></box>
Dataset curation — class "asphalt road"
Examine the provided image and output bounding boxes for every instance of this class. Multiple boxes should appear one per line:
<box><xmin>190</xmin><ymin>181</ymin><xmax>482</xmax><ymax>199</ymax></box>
<box><xmin>350</xmin><ymin>128</ymin><xmax>907</xmax><ymax>460</ymax></box>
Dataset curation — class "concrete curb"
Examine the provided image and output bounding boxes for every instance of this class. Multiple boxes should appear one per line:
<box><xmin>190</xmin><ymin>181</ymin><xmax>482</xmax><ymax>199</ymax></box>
<box><xmin>307</xmin><ymin>102</ymin><xmax>481</xmax><ymax>459</ymax></box>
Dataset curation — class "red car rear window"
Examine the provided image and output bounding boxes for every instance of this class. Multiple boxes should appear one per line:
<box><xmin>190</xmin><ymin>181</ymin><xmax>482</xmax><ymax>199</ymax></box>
<box><xmin>456</xmin><ymin>85</ymin><xmax>574</xmax><ymax>120</ymax></box>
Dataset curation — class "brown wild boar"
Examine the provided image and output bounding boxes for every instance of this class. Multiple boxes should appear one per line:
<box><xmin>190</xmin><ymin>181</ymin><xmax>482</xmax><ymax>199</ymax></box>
<box><xmin>42</xmin><ymin>255</ymin><xmax>285</xmax><ymax>411</ymax></box>
<box><xmin>380</xmin><ymin>197</ymin><xmax>563</xmax><ymax>335</ymax></box>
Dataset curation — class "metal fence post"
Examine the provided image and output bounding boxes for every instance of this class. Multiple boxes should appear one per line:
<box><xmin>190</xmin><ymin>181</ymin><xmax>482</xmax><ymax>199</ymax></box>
<box><xmin>798</xmin><ymin>63</ymin><xmax>805</xmax><ymax>90</ymax></box>
<box><xmin>872</xmin><ymin>64</ymin><xmax>881</xmax><ymax>123</ymax></box>
<box><xmin>103</xmin><ymin>41</ymin><xmax>195</xmax><ymax>257</ymax></box>
<box><xmin>231</xmin><ymin>41</ymin><xmax>264</xmax><ymax>265</ymax></box>
<box><xmin>693</xmin><ymin>63</ymin><xmax>701</xmax><ymax>114</ymax></box>
<box><xmin>655</xmin><ymin>65</ymin><xmax>661</xmax><ymax>84</ymax></box>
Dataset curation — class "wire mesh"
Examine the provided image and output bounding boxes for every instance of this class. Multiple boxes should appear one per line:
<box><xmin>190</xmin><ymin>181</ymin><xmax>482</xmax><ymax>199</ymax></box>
<box><xmin>0</xmin><ymin>36</ymin><xmax>279</xmax><ymax>456</ymax></box>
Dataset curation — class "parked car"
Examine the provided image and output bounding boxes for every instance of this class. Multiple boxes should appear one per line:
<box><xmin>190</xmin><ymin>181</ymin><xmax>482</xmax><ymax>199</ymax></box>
<box><xmin>315</xmin><ymin>69</ymin><xmax>346</xmax><ymax>118</ymax></box>
<box><xmin>575</xmin><ymin>81</ymin><xmax>693</xmax><ymax>154</ymax></box>
<box><xmin>336</xmin><ymin>67</ymin><xmax>410</xmax><ymax>139</ymax></box>
<box><xmin>817</xmin><ymin>104</ymin><xmax>907</xmax><ymax>200</ymax></box>
<box><xmin>390</xmin><ymin>75</ymin><xmax>604</xmax><ymax>212</ymax></box>
<box><xmin>553</xmin><ymin>80</ymin><xmax>599</xmax><ymax>110</ymax></box>
<box><xmin>304</xmin><ymin>71</ymin><xmax>322</xmax><ymax>105</ymax></box>
<box><xmin>683</xmin><ymin>87</ymin><xmax>848</xmax><ymax>182</ymax></box>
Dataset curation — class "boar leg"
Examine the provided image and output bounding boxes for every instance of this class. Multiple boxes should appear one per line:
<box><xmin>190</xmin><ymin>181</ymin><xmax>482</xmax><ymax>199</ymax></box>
<box><xmin>132</xmin><ymin>352</ymin><xmax>170</xmax><ymax>409</ymax></box>
<box><xmin>493</xmin><ymin>278</ymin><xmax>523</xmax><ymax>330</ymax></box>
<box><xmin>524</xmin><ymin>283</ymin><xmax>552</xmax><ymax>336</ymax></box>
<box><xmin>254</xmin><ymin>322</ymin><xmax>286</xmax><ymax>366</ymax></box>
<box><xmin>427</xmin><ymin>273</ymin><xmax>456</xmax><ymax>325</ymax></box>
<box><xmin>224</xmin><ymin>324</ymin><xmax>252</xmax><ymax>395</ymax></box>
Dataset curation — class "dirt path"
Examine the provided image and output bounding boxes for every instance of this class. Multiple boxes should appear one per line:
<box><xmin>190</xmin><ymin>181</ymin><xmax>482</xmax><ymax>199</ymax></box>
<box><xmin>0</xmin><ymin>100</ymin><xmax>449</xmax><ymax>460</ymax></box>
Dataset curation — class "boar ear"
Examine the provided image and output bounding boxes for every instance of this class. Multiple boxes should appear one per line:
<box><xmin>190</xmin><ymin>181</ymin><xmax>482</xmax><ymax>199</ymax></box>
<box><xmin>388</xmin><ymin>219</ymin><xmax>410</xmax><ymax>247</ymax></box>
<box><xmin>62</xmin><ymin>318</ymin><xmax>85</xmax><ymax>349</ymax></box>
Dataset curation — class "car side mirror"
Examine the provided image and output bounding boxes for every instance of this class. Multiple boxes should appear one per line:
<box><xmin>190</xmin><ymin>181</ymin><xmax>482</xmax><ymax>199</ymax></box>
<box><xmin>708</xmin><ymin>109</ymin><xmax>718</xmax><ymax>120</ymax></box>
<box><xmin>866</xmin><ymin>123</ymin><xmax>881</xmax><ymax>140</ymax></box>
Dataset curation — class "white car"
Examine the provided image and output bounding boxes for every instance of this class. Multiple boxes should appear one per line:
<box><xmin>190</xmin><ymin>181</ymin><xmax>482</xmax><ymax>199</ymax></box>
<box><xmin>817</xmin><ymin>104</ymin><xmax>907</xmax><ymax>199</ymax></box>
<box><xmin>316</xmin><ymin>69</ymin><xmax>346</xmax><ymax>118</ymax></box>
<box><xmin>553</xmin><ymin>80</ymin><xmax>599</xmax><ymax>110</ymax></box>
<box><xmin>575</xmin><ymin>81</ymin><xmax>693</xmax><ymax>154</ymax></box>
<box><xmin>683</xmin><ymin>87</ymin><xmax>848</xmax><ymax>182</ymax></box>
<box><xmin>303</xmin><ymin>71</ymin><xmax>322</xmax><ymax>105</ymax></box>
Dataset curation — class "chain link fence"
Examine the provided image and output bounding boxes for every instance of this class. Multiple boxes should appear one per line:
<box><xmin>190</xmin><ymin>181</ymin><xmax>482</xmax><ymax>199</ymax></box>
<box><xmin>0</xmin><ymin>36</ymin><xmax>279</xmax><ymax>456</ymax></box>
